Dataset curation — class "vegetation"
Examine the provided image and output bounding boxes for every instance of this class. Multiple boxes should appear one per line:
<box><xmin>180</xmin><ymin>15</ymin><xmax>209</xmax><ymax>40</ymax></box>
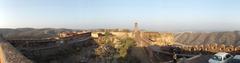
<box><xmin>96</xmin><ymin>32</ymin><xmax>136</xmax><ymax>63</ymax></box>
<box><xmin>104</xmin><ymin>31</ymin><xmax>111</xmax><ymax>37</ymax></box>
<box><xmin>118</xmin><ymin>37</ymin><xmax>135</xmax><ymax>57</ymax></box>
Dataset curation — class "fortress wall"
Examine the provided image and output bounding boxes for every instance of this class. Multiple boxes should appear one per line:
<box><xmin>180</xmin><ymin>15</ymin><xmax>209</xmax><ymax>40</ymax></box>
<box><xmin>91</xmin><ymin>32</ymin><xmax>133</xmax><ymax>38</ymax></box>
<box><xmin>0</xmin><ymin>43</ymin><xmax>5</xmax><ymax>63</ymax></box>
<box><xmin>142</xmin><ymin>31</ymin><xmax>240</xmax><ymax>46</ymax></box>
<box><xmin>91</xmin><ymin>32</ymin><xmax>104</xmax><ymax>38</ymax></box>
<box><xmin>0</xmin><ymin>42</ymin><xmax>32</xmax><ymax>63</ymax></box>
<box><xmin>111</xmin><ymin>32</ymin><xmax>131</xmax><ymax>38</ymax></box>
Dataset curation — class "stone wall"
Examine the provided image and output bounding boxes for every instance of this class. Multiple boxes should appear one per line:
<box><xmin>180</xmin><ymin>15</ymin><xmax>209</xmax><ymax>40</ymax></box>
<box><xmin>0</xmin><ymin>42</ymin><xmax>32</xmax><ymax>63</ymax></box>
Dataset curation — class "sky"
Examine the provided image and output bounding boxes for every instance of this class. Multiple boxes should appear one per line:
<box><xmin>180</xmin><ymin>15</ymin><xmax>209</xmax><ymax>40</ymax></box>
<box><xmin>0</xmin><ymin>0</ymin><xmax>240</xmax><ymax>32</ymax></box>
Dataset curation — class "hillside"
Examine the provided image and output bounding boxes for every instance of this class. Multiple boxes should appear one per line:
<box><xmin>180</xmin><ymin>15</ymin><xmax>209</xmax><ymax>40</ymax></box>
<box><xmin>174</xmin><ymin>31</ymin><xmax>240</xmax><ymax>46</ymax></box>
<box><xmin>0</xmin><ymin>28</ymin><xmax>74</xmax><ymax>39</ymax></box>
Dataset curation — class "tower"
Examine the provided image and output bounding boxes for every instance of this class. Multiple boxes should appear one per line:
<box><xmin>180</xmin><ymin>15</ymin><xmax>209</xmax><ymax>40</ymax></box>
<box><xmin>134</xmin><ymin>22</ymin><xmax>138</xmax><ymax>33</ymax></box>
<box><xmin>133</xmin><ymin>22</ymin><xmax>142</xmax><ymax>46</ymax></box>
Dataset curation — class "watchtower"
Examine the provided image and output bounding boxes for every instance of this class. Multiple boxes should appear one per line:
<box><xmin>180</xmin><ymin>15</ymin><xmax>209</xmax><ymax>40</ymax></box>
<box><xmin>134</xmin><ymin>22</ymin><xmax>138</xmax><ymax>32</ymax></box>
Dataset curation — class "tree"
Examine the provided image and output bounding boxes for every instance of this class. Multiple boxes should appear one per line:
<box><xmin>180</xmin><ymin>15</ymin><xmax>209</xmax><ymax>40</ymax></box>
<box><xmin>104</xmin><ymin>31</ymin><xmax>111</xmax><ymax>37</ymax></box>
<box><xmin>118</xmin><ymin>37</ymin><xmax>135</xmax><ymax>57</ymax></box>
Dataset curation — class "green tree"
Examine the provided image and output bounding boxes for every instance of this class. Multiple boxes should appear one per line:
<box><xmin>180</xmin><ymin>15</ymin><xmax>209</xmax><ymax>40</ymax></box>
<box><xmin>104</xmin><ymin>31</ymin><xmax>111</xmax><ymax>37</ymax></box>
<box><xmin>118</xmin><ymin>37</ymin><xmax>135</xmax><ymax>57</ymax></box>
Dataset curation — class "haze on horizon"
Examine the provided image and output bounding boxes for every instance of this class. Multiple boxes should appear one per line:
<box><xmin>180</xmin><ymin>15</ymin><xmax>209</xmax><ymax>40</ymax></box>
<box><xmin>0</xmin><ymin>0</ymin><xmax>240</xmax><ymax>32</ymax></box>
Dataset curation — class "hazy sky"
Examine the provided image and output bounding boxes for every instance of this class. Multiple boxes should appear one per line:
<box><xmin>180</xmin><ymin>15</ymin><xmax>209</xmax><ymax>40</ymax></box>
<box><xmin>1</xmin><ymin>0</ymin><xmax>240</xmax><ymax>31</ymax></box>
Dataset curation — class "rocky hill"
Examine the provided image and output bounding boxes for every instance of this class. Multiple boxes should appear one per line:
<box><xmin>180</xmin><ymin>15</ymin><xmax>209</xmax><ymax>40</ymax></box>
<box><xmin>174</xmin><ymin>31</ymin><xmax>240</xmax><ymax>46</ymax></box>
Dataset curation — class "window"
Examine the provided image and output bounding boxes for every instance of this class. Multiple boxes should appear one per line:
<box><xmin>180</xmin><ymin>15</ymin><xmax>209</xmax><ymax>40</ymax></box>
<box><xmin>211</xmin><ymin>55</ymin><xmax>222</xmax><ymax>61</ymax></box>
<box><xmin>224</xmin><ymin>54</ymin><xmax>232</xmax><ymax>60</ymax></box>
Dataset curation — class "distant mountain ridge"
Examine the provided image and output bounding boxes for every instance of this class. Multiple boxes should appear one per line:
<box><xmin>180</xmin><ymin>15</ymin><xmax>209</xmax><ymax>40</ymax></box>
<box><xmin>0</xmin><ymin>28</ymin><xmax>74</xmax><ymax>39</ymax></box>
